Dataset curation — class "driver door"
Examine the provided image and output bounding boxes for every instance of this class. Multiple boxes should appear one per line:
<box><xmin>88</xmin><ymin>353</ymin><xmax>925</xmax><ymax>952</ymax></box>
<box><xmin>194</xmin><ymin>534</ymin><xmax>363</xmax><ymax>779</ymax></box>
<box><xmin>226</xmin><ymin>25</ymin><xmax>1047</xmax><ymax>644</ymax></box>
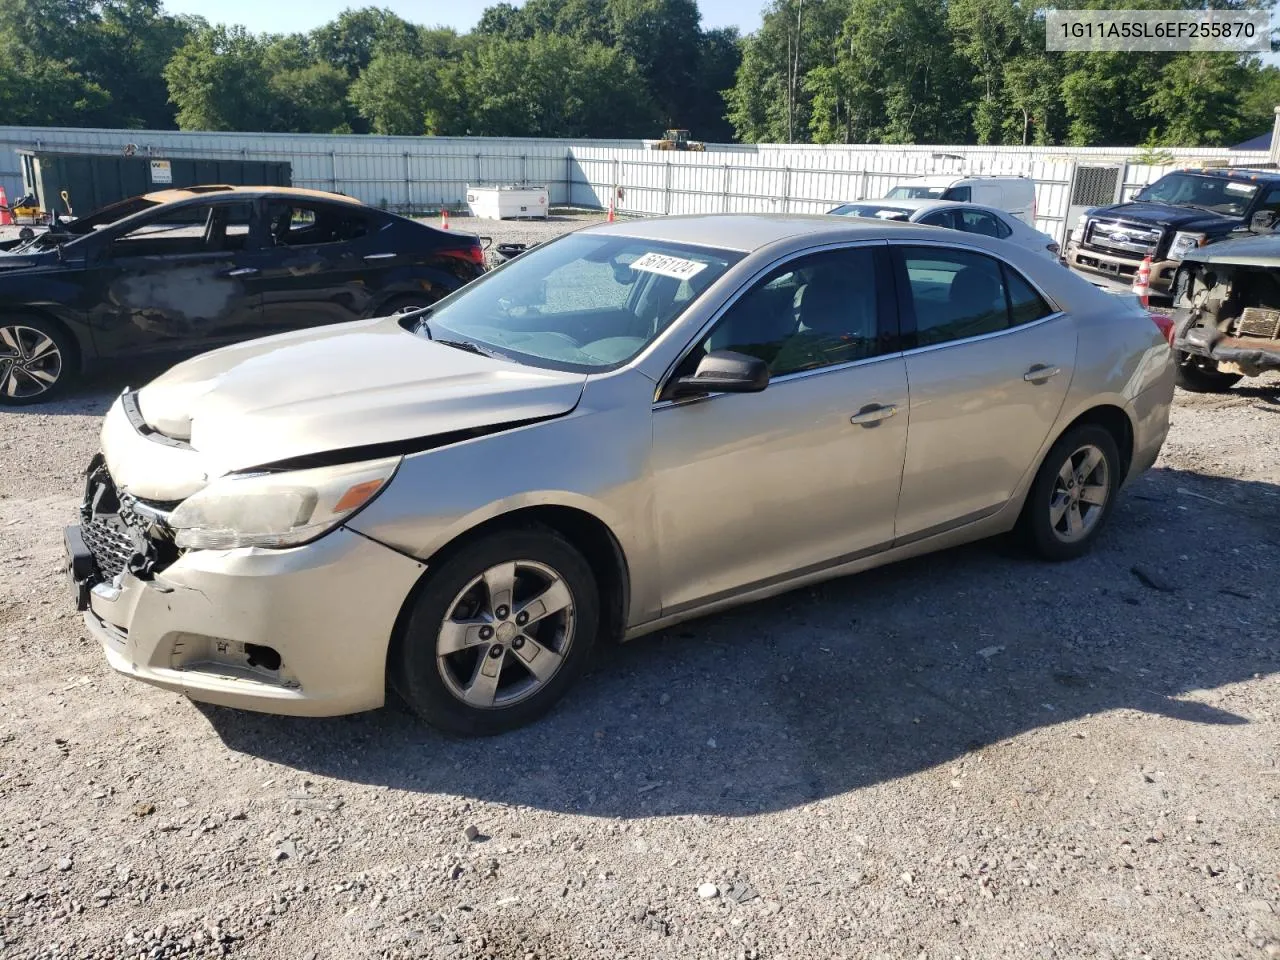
<box><xmin>650</xmin><ymin>244</ymin><xmax>910</xmax><ymax>613</ymax></box>
<box><xmin>81</xmin><ymin>200</ymin><xmax>263</xmax><ymax>358</ymax></box>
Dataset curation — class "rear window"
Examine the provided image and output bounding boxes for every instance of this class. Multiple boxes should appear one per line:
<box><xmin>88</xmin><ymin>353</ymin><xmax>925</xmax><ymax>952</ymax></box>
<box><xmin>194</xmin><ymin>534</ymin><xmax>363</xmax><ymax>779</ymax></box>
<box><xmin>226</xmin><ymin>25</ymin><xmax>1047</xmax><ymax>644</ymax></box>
<box><xmin>829</xmin><ymin>203</ymin><xmax>913</xmax><ymax>220</ymax></box>
<box><xmin>887</xmin><ymin>185</ymin><xmax>947</xmax><ymax>200</ymax></box>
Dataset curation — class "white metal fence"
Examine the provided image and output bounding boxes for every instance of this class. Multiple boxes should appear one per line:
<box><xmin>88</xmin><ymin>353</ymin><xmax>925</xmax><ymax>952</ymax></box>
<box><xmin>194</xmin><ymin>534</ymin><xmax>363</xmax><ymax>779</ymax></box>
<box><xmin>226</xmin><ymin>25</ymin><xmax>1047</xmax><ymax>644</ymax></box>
<box><xmin>0</xmin><ymin>126</ymin><xmax>1269</xmax><ymax>246</ymax></box>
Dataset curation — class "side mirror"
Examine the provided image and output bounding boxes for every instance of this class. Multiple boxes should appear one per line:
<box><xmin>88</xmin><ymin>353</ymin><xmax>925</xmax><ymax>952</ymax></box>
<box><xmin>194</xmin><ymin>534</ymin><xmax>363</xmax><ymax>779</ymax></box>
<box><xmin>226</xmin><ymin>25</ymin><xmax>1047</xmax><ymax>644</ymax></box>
<box><xmin>1251</xmin><ymin>210</ymin><xmax>1277</xmax><ymax>232</ymax></box>
<box><xmin>667</xmin><ymin>350</ymin><xmax>769</xmax><ymax>400</ymax></box>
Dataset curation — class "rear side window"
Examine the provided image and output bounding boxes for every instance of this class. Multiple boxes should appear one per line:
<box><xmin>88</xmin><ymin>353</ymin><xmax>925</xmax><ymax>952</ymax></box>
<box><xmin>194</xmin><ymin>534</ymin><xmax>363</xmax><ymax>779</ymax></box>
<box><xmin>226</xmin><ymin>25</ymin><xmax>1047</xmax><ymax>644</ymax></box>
<box><xmin>267</xmin><ymin>202</ymin><xmax>370</xmax><ymax>247</ymax></box>
<box><xmin>897</xmin><ymin>246</ymin><xmax>1053</xmax><ymax>347</ymax></box>
<box><xmin>1005</xmin><ymin>267</ymin><xmax>1053</xmax><ymax>324</ymax></box>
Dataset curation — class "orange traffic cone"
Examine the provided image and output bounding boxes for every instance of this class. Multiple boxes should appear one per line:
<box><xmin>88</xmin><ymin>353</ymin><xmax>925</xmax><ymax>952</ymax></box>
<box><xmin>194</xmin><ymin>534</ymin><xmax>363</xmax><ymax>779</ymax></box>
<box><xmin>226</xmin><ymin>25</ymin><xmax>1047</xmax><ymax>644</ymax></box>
<box><xmin>607</xmin><ymin>198</ymin><xmax>615</xmax><ymax>223</ymax></box>
<box><xmin>441</xmin><ymin>207</ymin><xmax>449</xmax><ymax>230</ymax></box>
<box><xmin>0</xmin><ymin>186</ymin><xmax>11</xmax><ymax>226</ymax></box>
<box><xmin>1132</xmin><ymin>255</ymin><xmax>1151</xmax><ymax>308</ymax></box>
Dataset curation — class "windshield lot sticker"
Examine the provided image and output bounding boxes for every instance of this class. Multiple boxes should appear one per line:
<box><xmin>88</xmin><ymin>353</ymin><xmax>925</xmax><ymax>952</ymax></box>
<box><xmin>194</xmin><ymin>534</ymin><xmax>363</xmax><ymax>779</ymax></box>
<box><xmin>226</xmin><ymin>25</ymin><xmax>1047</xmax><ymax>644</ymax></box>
<box><xmin>630</xmin><ymin>252</ymin><xmax>709</xmax><ymax>280</ymax></box>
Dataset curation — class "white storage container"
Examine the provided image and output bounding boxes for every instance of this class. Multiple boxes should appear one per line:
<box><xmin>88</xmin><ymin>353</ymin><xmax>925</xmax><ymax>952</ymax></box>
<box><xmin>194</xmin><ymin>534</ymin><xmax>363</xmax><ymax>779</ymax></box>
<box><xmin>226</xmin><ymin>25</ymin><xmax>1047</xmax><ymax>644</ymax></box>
<box><xmin>465</xmin><ymin>184</ymin><xmax>549</xmax><ymax>220</ymax></box>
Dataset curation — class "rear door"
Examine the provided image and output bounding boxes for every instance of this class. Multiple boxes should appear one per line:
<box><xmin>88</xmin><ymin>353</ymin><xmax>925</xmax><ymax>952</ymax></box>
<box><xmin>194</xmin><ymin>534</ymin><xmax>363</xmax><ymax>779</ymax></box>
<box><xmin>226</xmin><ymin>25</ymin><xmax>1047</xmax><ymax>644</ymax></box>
<box><xmin>244</xmin><ymin>200</ymin><xmax>385</xmax><ymax>335</ymax></box>
<box><xmin>891</xmin><ymin>243</ymin><xmax>1076</xmax><ymax>542</ymax></box>
<box><xmin>81</xmin><ymin>199</ymin><xmax>263</xmax><ymax>358</ymax></box>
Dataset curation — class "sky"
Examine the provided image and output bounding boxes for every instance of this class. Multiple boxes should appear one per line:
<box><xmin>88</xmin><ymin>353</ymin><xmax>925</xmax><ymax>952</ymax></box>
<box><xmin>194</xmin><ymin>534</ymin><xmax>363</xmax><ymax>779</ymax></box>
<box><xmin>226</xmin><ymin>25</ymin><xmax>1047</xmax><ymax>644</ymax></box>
<box><xmin>160</xmin><ymin>0</ymin><xmax>765</xmax><ymax>36</ymax></box>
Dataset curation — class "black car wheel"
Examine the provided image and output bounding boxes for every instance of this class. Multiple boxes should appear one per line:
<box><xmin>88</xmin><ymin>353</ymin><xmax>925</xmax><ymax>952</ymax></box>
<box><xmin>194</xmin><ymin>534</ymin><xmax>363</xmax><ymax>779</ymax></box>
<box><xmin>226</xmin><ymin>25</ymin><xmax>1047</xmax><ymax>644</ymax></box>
<box><xmin>0</xmin><ymin>317</ymin><xmax>74</xmax><ymax>405</ymax></box>
<box><xmin>1174</xmin><ymin>352</ymin><xmax>1242</xmax><ymax>393</ymax></box>
<box><xmin>1020</xmin><ymin>424</ymin><xmax>1122</xmax><ymax>562</ymax></box>
<box><xmin>391</xmin><ymin>526</ymin><xmax>599</xmax><ymax>735</ymax></box>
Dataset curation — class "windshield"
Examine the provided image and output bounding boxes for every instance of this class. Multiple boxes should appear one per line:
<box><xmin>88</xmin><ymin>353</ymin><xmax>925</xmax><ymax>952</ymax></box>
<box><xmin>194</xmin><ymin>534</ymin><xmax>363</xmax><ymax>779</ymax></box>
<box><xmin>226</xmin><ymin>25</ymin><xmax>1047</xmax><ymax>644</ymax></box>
<box><xmin>1134</xmin><ymin>173</ymin><xmax>1258</xmax><ymax>216</ymax></box>
<box><xmin>424</xmin><ymin>233</ymin><xmax>742</xmax><ymax>371</ymax></box>
<box><xmin>886</xmin><ymin>185</ymin><xmax>947</xmax><ymax>200</ymax></box>
<box><xmin>829</xmin><ymin>203</ymin><xmax>912</xmax><ymax>220</ymax></box>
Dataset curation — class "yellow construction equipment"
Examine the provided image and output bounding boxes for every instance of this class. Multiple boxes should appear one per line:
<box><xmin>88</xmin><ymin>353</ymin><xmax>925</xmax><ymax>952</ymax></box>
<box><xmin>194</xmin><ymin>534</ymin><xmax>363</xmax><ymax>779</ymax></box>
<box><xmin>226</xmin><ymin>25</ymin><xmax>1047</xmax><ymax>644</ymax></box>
<box><xmin>651</xmin><ymin>129</ymin><xmax>705</xmax><ymax>152</ymax></box>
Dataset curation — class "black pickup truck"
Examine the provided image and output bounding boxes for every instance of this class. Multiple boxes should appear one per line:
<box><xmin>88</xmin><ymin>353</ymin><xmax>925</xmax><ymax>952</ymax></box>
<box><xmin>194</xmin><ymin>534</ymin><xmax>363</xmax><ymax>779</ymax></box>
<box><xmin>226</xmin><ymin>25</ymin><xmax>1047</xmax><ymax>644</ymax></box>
<box><xmin>1064</xmin><ymin>167</ymin><xmax>1280</xmax><ymax>298</ymax></box>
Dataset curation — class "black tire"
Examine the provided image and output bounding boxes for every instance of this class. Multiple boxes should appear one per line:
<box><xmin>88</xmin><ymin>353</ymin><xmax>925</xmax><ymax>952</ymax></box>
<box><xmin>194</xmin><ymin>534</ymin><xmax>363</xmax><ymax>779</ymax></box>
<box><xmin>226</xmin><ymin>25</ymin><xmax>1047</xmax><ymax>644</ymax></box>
<box><xmin>0</xmin><ymin>315</ymin><xmax>76</xmax><ymax>406</ymax></box>
<box><xmin>1174</xmin><ymin>353</ymin><xmax>1242</xmax><ymax>393</ymax></box>
<box><xmin>1020</xmin><ymin>423</ymin><xmax>1122</xmax><ymax>562</ymax></box>
<box><xmin>391</xmin><ymin>526</ymin><xmax>599</xmax><ymax>735</ymax></box>
<box><xmin>378</xmin><ymin>293</ymin><xmax>441</xmax><ymax>318</ymax></box>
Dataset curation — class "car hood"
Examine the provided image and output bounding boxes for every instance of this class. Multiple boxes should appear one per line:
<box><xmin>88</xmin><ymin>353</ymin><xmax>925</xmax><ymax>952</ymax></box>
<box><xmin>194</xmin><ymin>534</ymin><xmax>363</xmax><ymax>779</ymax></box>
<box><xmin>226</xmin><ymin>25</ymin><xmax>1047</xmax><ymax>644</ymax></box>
<box><xmin>1178</xmin><ymin>232</ymin><xmax>1280</xmax><ymax>268</ymax></box>
<box><xmin>1088</xmin><ymin>202</ymin><xmax>1238</xmax><ymax>231</ymax></box>
<box><xmin>132</xmin><ymin>316</ymin><xmax>588</xmax><ymax>478</ymax></box>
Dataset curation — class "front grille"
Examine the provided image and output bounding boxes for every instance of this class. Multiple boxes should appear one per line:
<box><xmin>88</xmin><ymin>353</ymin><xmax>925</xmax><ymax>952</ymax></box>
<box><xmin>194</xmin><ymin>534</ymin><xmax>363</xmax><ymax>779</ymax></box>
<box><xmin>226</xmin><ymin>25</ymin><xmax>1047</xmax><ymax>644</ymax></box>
<box><xmin>1084</xmin><ymin>219</ymin><xmax>1164</xmax><ymax>260</ymax></box>
<box><xmin>1237</xmin><ymin>307</ymin><xmax>1280</xmax><ymax>340</ymax></box>
<box><xmin>81</xmin><ymin>514</ymin><xmax>140</xmax><ymax>582</ymax></box>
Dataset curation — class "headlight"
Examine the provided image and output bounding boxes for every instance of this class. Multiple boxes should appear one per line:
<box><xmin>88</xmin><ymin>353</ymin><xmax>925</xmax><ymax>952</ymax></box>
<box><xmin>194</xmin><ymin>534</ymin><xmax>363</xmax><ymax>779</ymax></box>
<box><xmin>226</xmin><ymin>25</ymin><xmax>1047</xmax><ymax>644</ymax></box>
<box><xmin>1069</xmin><ymin>214</ymin><xmax>1086</xmax><ymax>244</ymax></box>
<box><xmin>169</xmin><ymin>457</ymin><xmax>400</xmax><ymax>550</ymax></box>
<box><xmin>1168</xmin><ymin>231</ymin><xmax>1205</xmax><ymax>261</ymax></box>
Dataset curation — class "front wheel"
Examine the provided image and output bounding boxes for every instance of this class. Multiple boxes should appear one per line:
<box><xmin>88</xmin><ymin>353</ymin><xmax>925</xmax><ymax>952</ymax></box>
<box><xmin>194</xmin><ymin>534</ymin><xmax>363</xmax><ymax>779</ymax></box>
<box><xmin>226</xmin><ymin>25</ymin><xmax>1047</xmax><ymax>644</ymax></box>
<box><xmin>391</xmin><ymin>527</ymin><xmax>599</xmax><ymax>735</ymax></box>
<box><xmin>1020</xmin><ymin>424</ymin><xmax>1122</xmax><ymax>562</ymax></box>
<box><xmin>0</xmin><ymin>317</ymin><xmax>75</xmax><ymax>405</ymax></box>
<box><xmin>1174</xmin><ymin>352</ymin><xmax>1242</xmax><ymax>393</ymax></box>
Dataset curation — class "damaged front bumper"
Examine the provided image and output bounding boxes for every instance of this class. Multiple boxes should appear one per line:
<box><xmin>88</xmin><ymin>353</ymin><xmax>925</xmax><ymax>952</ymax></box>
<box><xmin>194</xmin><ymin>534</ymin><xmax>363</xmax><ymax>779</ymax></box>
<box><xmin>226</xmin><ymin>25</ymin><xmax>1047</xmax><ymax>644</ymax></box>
<box><xmin>70</xmin><ymin>460</ymin><xmax>426</xmax><ymax>717</ymax></box>
<box><xmin>1173</xmin><ymin>306</ymin><xmax>1280</xmax><ymax>376</ymax></box>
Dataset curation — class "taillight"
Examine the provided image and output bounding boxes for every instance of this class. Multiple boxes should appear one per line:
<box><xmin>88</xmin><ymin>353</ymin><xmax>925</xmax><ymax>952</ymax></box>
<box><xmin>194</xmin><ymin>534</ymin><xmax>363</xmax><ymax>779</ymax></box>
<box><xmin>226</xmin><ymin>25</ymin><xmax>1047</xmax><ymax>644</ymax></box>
<box><xmin>1149</xmin><ymin>311</ymin><xmax>1175</xmax><ymax>347</ymax></box>
<box><xmin>442</xmin><ymin>244</ymin><xmax>486</xmax><ymax>267</ymax></box>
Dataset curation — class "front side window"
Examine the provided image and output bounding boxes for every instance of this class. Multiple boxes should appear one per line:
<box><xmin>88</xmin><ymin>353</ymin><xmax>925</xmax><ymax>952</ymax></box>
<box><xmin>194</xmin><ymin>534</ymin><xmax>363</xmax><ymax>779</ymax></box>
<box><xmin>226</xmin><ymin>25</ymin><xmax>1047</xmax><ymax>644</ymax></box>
<box><xmin>108</xmin><ymin>202</ymin><xmax>252</xmax><ymax>257</ymax></box>
<box><xmin>919</xmin><ymin>210</ymin><xmax>959</xmax><ymax>229</ymax></box>
<box><xmin>898</xmin><ymin>246</ymin><xmax>1053</xmax><ymax>347</ymax></box>
<box><xmin>941</xmin><ymin>186</ymin><xmax>972</xmax><ymax>202</ymax></box>
<box><xmin>424</xmin><ymin>234</ymin><xmax>741</xmax><ymax>371</ymax></box>
<box><xmin>956</xmin><ymin>210</ymin><xmax>1003</xmax><ymax>238</ymax></box>
<box><xmin>695</xmin><ymin>247</ymin><xmax>886</xmax><ymax>378</ymax></box>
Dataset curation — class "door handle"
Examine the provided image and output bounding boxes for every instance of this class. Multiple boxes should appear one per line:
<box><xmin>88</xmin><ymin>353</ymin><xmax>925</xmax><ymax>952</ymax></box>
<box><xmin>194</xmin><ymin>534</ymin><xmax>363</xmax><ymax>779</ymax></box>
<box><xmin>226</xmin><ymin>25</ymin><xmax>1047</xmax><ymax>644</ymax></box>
<box><xmin>223</xmin><ymin>267</ymin><xmax>259</xmax><ymax>277</ymax></box>
<box><xmin>850</xmin><ymin>403</ymin><xmax>898</xmax><ymax>426</ymax></box>
<box><xmin>1023</xmin><ymin>364</ymin><xmax>1062</xmax><ymax>383</ymax></box>
<box><xmin>363</xmin><ymin>253</ymin><xmax>396</xmax><ymax>261</ymax></box>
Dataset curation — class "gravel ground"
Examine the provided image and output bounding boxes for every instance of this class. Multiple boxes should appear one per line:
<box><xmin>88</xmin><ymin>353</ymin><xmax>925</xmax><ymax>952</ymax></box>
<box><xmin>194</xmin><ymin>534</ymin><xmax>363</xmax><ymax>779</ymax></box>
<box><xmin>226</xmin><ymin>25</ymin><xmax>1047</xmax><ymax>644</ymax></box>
<box><xmin>1</xmin><ymin>214</ymin><xmax>1278</xmax><ymax>960</ymax></box>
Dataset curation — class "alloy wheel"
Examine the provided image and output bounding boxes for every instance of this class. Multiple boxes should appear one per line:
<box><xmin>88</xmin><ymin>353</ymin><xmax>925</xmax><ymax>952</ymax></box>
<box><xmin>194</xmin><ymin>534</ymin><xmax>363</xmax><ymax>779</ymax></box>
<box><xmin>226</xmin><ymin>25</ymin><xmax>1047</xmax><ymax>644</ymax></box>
<box><xmin>0</xmin><ymin>324</ymin><xmax>62</xmax><ymax>399</ymax></box>
<box><xmin>1048</xmin><ymin>444</ymin><xmax>1110</xmax><ymax>543</ymax></box>
<box><xmin>435</xmin><ymin>560</ymin><xmax>576</xmax><ymax>709</ymax></box>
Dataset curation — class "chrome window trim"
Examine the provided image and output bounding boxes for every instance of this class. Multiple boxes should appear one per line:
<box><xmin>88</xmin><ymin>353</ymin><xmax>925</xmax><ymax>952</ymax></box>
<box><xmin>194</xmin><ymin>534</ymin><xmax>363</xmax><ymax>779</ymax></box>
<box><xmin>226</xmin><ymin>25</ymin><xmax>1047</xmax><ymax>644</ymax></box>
<box><xmin>899</xmin><ymin>310</ymin><xmax>1066</xmax><ymax>358</ymax></box>
<box><xmin>653</xmin><ymin>238</ymin><xmax>891</xmax><ymax>404</ymax></box>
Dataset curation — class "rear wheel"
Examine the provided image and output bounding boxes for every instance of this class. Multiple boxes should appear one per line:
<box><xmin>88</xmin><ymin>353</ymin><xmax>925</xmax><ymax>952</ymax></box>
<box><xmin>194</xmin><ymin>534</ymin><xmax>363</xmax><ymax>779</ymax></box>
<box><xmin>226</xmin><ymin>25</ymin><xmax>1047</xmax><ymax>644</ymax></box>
<box><xmin>1021</xmin><ymin>424</ymin><xmax>1121</xmax><ymax>562</ymax></box>
<box><xmin>391</xmin><ymin>527</ymin><xmax>599</xmax><ymax>735</ymax></box>
<box><xmin>0</xmin><ymin>317</ymin><xmax>75</xmax><ymax>405</ymax></box>
<box><xmin>1174</xmin><ymin>352</ymin><xmax>1242</xmax><ymax>393</ymax></box>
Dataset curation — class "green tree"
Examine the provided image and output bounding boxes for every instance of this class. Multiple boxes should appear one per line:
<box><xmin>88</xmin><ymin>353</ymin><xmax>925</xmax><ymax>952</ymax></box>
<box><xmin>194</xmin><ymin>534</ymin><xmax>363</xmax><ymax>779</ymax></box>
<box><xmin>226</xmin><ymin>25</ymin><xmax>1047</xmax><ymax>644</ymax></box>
<box><xmin>0</xmin><ymin>43</ymin><xmax>110</xmax><ymax>125</ymax></box>
<box><xmin>433</xmin><ymin>34</ymin><xmax>658</xmax><ymax>138</ymax></box>
<box><xmin>310</xmin><ymin>6</ymin><xmax>421</xmax><ymax>77</ymax></box>
<box><xmin>1146</xmin><ymin>53</ymin><xmax>1249</xmax><ymax>146</ymax></box>
<box><xmin>270</xmin><ymin>62</ymin><xmax>352</xmax><ymax>133</ymax></box>
<box><xmin>348</xmin><ymin>51</ymin><xmax>439</xmax><ymax>135</ymax></box>
<box><xmin>163</xmin><ymin>24</ymin><xmax>273</xmax><ymax>130</ymax></box>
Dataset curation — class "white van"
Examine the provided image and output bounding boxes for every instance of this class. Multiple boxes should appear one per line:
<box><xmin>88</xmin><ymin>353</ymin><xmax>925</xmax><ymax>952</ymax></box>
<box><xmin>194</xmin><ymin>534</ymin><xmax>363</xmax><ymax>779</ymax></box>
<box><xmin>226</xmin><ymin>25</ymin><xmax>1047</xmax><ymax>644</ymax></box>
<box><xmin>882</xmin><ymin>175</ymin><xmax>1037</xmax><ymax>225</ymax></box>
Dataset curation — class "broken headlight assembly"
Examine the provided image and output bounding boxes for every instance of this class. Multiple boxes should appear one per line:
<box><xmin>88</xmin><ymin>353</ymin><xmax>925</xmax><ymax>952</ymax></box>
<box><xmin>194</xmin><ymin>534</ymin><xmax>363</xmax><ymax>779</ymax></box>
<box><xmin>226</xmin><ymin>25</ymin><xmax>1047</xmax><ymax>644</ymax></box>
<box><xmin>1168</xmin><ymin>231</ymin><xmax>1206</xmax><ymax>261</ymax></box>
<box><xmin>168</xmin><ymin>457</ymin><xmax>400</xmax><ymax>550</ymax></box>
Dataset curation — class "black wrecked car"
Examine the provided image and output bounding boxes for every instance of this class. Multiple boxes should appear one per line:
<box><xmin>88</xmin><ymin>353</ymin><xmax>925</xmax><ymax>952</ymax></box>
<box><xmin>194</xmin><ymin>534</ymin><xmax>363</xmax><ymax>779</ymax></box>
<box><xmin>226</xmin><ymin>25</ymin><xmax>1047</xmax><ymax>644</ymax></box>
<box><xmin>0</xmin><ymin>187</ymin><xmax>486</xmax><ymax>404</ymax></box>
<box><xmin>1169</xmin><ymin>232</ymin><xmax>1280</xmax><ymax>392</ymax></box>
<box><xmin>1064</xmin><ymin>168</ymin><xmax>1280</xmax><ymax>297</ymax></box>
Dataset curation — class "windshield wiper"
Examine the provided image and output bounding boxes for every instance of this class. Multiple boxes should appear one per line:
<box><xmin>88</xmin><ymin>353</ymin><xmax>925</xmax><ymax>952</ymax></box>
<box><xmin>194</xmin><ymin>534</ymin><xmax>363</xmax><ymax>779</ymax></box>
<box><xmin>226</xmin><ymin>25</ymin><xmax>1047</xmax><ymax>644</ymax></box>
<box><xmin>434</xmin><ymin>337</ymin><xmax>502</xmax><ymax>359</ymax></box>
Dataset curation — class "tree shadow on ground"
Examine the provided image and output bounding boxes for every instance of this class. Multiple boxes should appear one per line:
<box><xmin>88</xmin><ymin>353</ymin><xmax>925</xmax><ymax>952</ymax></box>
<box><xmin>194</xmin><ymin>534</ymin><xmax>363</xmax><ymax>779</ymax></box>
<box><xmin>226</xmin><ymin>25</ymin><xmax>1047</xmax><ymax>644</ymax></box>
<box><xmin>203</xmin><ymin>464</ymin><xmax>1280</xmax><ymax>818</ymax></box>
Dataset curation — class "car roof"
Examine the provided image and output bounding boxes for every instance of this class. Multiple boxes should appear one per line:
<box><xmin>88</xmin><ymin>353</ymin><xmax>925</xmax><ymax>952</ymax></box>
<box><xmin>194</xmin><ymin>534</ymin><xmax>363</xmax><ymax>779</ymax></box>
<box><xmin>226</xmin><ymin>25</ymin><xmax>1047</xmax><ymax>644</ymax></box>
<box><xmin>580</xmin><ymin>212</ymin><xmax>1039</xmax><ymax>253</ymax></box>
<box><xmin>141</xmin><ymin>186</ymin><xmax>364</xmax><ymax>206</ymax></box>
<box><xmin>579</xmin><ymin>213</ymin><xmax>936</xmax><ymax>252</ymax></box>
<box><xmin>1166</xmin><ymin>167</ymin><xmax>1280</xmax><ymax>183</ymax></box>
<box><xmin>840</xmin><ymin>198</ymin><xmax>1014</xmax><ymax>216</ymax></box>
